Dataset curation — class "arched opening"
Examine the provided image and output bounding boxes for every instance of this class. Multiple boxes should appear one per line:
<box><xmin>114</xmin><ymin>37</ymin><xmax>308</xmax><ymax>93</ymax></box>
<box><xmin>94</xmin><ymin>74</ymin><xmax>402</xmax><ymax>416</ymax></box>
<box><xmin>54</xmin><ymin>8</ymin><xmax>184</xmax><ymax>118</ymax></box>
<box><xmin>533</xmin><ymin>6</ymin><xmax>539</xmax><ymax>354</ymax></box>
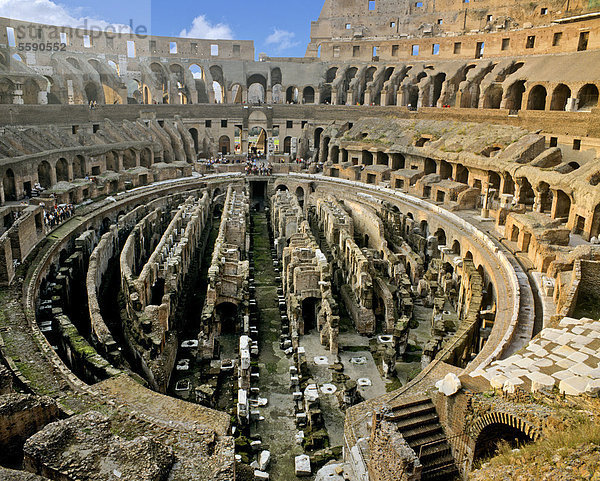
<box><xmin>483</xmin><ymin>84</ymin><xmax>503</xmax><ymax>109</ymax></box>
<box><xmin>452</xmin><ymin>240</ymin><xmax>461</xmax><ymax>255</ymax></box>
<box><xmin>122</xmin><ymin>149</ymin><xmax>136</xmax><ymax>169</ymax></box>
<box><xmin>189</xmin><ymin>128</ymin><xmax>199</xmax><ymax>154</ymax></box>
<box><xmin>302</xmin><ymin>297</ymin><xmax>318</xmax><ymax>332</ymax></box>
<box><xmin>303</xmin><ymin>86</ymin><xmax>315</xmax><ymax>104</ymax></box>
<box><xmin>219</xmin><ymin>135</ymin><xmax>231</xmax><ymax>155</ymax></box>
<box><xmin>510</xmin><ymin>225</ymin><xmax>520</xmax><ymax>242</ymax></box>
<box><xmin>73</xmin><ymin>155</ymin><xmax>86</xmax><ymax>179</ymax></box>
<box><xmin>326</xmin><ymin>67</ymin><xmax>338</xmax><ymax>83</ymax></box>
<box><xmin>314</xmin><ymin>128</ymin><xmax>323</xmax><ymax>151</ymax></box>
<box><xmin>212</xmin><ymin>81</ymin><xmax>224</xmax><ymax>103</ymax></box>
<box><xmin>295</xmin><ymin>186</ymin><xmax>305</xmax><ymax>208</ymax></box>
<box><xmin>56</xmin><ymin>158</ymin><xmax>69</xmax><ymax>182</ymax></box>
<box><xmin>577</xmin><ymin>84</ymin><xmax>599</xmax><ymax>110</ymax></box>
<box><xmin>488</xmin><ymin>171</ymin><xmax>501</xmax><ymax>191</ymax></box>
<box><xmin>38</xmin><ymin>161</ymin><xmax>52</xmax><ymax>188</ymax></box>
<box><xmin>506</xmin><ymin>80</ymin><xmax>526</xmax><ymax>111</ymax></box>
<box><xmin>286</xmin><ymin>86</ymin><xmax>299</xmax><ymax>104</ymax></box>
<box><xmin>248</xmin><ymin>127</ymin><xmax>267</xmax><ymax>155</ymax></box>
<box><xmin>474</xmin><ymin>423</ymin><xmax>533</xmax><ymax>463</ymax></box>
<box><xmin>85</xmin><ymin>82</ymin><xmax>99</xmax><ymax>104</ymax></box>
<box><xmin>554</xmin><ymin>190</ymin><xmax>571</xmax><ymax>220</ymax></box>
<box><xmin>276</xmin><ymin>185</ymin><xmax>289</xmax><ymax>192</ymax></box>
<box><xmin>362</xmin><ymin>150</ymin><xmax>373</xmax><ymax>166</ymax></box>
<box><xmin>435</xmin><ymin>228</ymin><xmax>447</xmax><ymax>246</ymax></box>
<box><xmin>272</xmin><ymin>84</ymin><xmax>283</xmax><ymax>103</ymax></box>
<box><xmin>550</xmin><ymin>84</ymin><xmax>571</xmax><ymax>111</ymax></box>
<box><xmin>391</xmin><ymin>153</ymin><xmax>405</xmax><ymax>170</ymax></box>
<box><xmin>330</xmin><ymin>145</ymin><xmax>340</xmax><ymax>163</ymax></box>
<box><xmin>216</xmin><ymin>302</ymin><xmax>238</xmax><ymax>334</ymax></box>
<box><xmin>230</xmin><ymin>84</ymin><xmax>243</xmax><ymax>104</ymax></box>
<box><xmin>502</xmin><ymin>173</ymin><xmax>515</xmax><ymax>195</ymax></box>
<box><xmin>140</xmin><ymin>148</ymin><xmax>152</xmax><ymax>168</ymax></box>
<box><xmin>431</xmin><ymin>73</ymin><xmax>446</xmax><ymax>107</ymax></box>
<box><xmin>22</xmin><ymin>79</ymin><xmax>40</xmax><ymax>104</ymax></box>
<box><xmin>105</xmin><ymin>151</ymin><xmax>118</xmax><ymax>171</ymax></box>
<box><xmin>322</xmin><ymin>137</ymin><xmax>331</xmax><ymax>163</ymax></box>
<box><xmin>284</xmin><ymin>136</ymin><xmax>292</xmax><ymax>154</ymax></box>
<box><xmin>248</xmin><ymin>83</ymin><xmax>265</xmax><ymax>104</ymax></box>
<box><xmin>517</xmin><ymin>177</ymin><xmax>535</xmax><ymax>206</ymax></box>
<box><xmin>424</xmin><ymin>158</ymin><xmax>437</xmax><ymax>175</ymax></box>
<box><xmin>3</xmin><ymin>169</ymin><xmax>16</xmax><ymax>201</ymax></box>
<box><xmin>407</xmin><ymin>86</ymin><xmax>419</xmax><ymax>108</ymax></box>
<box><xmin>247</xmin><ymin>74</ymin><xmax>267</xmax><ymax>104</ymax></box>
<box><xmin>439</xmin><ymin>160</ymin><xmax>452</xmax><ymax>179</ymax></box>
<box><xmin>419</xmin><ymin>220</ymin><xmax>429</xmax><ymax>237</ymax></box>
<box><xmin>189</xmin><ymin>64</ymin><xmax>203</xmax><ymax>80</ymax></box>
<box><xmin>527</xmin><ymin>85</ymin><xmax>547</xmax><ymax>110</ymax></box>
<box><xmin>456</xmin><ymin>164</ymin><xmax>469</xmax><ymax>184</ymax></box>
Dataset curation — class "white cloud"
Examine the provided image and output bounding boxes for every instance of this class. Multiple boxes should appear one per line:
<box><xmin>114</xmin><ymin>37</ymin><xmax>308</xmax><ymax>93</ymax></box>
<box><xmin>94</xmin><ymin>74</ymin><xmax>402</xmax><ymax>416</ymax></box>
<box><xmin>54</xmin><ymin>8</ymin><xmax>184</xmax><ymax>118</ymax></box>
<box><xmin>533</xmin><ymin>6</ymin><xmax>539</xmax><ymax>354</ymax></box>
<box><xmin>0</xmin><ymin>0</ymin><xmax>131</xmax><ymax>31</ymax></box>
<box><xmin>264</xmin><ymin>28</ymin><xmax>300</xmax><ymax>53</ymax></box>
<box><xmin>179</xmin><ymin>15</ymin><xmax>233</xmax><ymax>40</ymax></box>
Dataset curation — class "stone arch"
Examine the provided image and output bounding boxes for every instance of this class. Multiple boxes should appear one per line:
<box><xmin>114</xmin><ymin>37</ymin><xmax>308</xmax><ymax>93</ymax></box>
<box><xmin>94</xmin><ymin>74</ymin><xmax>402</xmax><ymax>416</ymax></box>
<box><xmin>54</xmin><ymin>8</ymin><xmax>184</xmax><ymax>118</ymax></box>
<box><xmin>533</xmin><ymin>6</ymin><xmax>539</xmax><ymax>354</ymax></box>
<box><xmin>22</xmin><ymin>78</ymin><xmax>40</xmax><ymax>104</ymax></box>
<box><xmin>434</xmin><ymin>228</ymin><xmax>446</xmax><ymax>246</ymax></box>
<box><xmin>85</xmin><ymin>82</ymin><xmax>100</xmax><ymax>104</ymax></box>
<box><xmin>550</xmin><ymin>84</ymin><xmax>571</xmax><ymax>111</ymax></box>
<box><xmin>439</xmin><ymin>159</ymin><xmax>452</xmax><ymax>179</ymax></box>
<box><xmin>151</xmin><ymin>62</ymin><xmax>169</xmax><ymax>103</ymax></box>
<box><xmin>577</xmin><ymin>83</ymin><xmax>599</xmax><ymax>110</ymax></box>
<box><xmin>248</xmin><ymin>83</ymin><xmax>265</xmax><ymax>104</ymax></box>
<box><xmin>105</xmin><ymin>151</ymin><xmax>118</xmax><ymax>171</ymax></box>
<box><xmin>314</xmin><ymin>128</ymin><xmax>323</xmax><ymax>150</ymax></box>
<box><xmin>38</xmin><ymin>161</ymin><xmax>52</xmax><ymax>188</ymax></box>
<box><xmin>527</xmin><ymin>85</ymin><xmax>547</xmax><ymax>110</ymax></box>
<box><xmin>73</xmin><ymin>155</ymin><xmax>86</xmax><ymax>179</ymax></box>
<box><xmin>276</xmin><ymin>184</ymin><xmax>289</xmax><ymax>191</ymax></box>
<box><xmin>56</xmin><ymin>158</ymin><xmax>69</xmax><ymax>182</ymax></box>
<box><xmin>140</xmin><ymin>148</ymin><xmax>152</xmax><ymax>168</ymax></box>
<box><xmin>451</xmin><ymin>239</ymin><xmax>461</xmax><ymax>255</ymax></box>
<box><xmin>483</xmin><ymin>84</ymin><xmax>503</xmax><ymax>109</ymax></box>
<box><xmin>122</xmin><ymin>149</ymin><xmax>136</xmax><ymax>169</ymax></box>
<box><xmin>431</xmin><ymin>73</ymin><xmax>446</xmax><ymax>107</ymax></box>
<box><xmin>505</xmin><ymin>80</ymin><xmax>526</xmax><ymax>111</ymax></box>
<box><xmin>286</xmin><ymin>86</ymin><xmax>299</xmax><ymax>104</ymax></box>
<box><xmin>295</xmin><ymin>186</ymin><xmax>305</xmax><ymax>208</ymax></box>
<box><xmin>303</xmin><ymin>86</ymin><xmax>315</xmax><ymax>104</ymax></box>
<box><xmin>0</xmin><ymin>78</ymin><xmax>15</xmax><ymax>104</ymax></box>
<box><xmin>456</xmin><ymin>164</ymin><xmax>469</xmax><ymax>184</ymax></box>
<box><xmin>554</xmin><ymin>189</ymin><xmax>571</xmax><ymax>220</ymax></box>
<box><xmin>272</xmin><ymin>83</ymin><xmax>283</xmax><ymax>103</ymax></box>
<box><xmin>3</xmin><ymin>168</ymin><xmax>16</xmax><ymax>201</ymax></box>
<box><xmin>219</xmin><ymin>136</ymin><xmax>231</xmax><ymax>155</ymax></box>
<box><xmin>326</xmin><ymin>67</ymin><xmax>338</xmax><ymax>83</ymax></box>
<box><xmin>471</xmin><ymin>412</ymin><xmax>539</xmax><ymax>462</ymax></box>
<box><xmin>247</xmin><ymin>73</ymin><xmax>267</xmax><ymax>104</ymax></box>
<box><xmin>189</xmin><ymin>128</ymin><xmax>199</xmax><ymax>154</ymax></box>
<box><xmin>283</xmin><ymin>136</ymin><xmax>292</xmax><ymax>154</ymax></box>
<box><xmin>271</xmin><ymin>67</ymin><xmax>282</xmax><ymax>87</ymax></box>
<box><xmin>391</xmin><ymin>153</ymin><xmax>405</xmax><ymax>170</ymax></box>
<box><xmin>230</xmin><ymin>83</ymin><xmax>244</xmax><ymax>104</ymax></box>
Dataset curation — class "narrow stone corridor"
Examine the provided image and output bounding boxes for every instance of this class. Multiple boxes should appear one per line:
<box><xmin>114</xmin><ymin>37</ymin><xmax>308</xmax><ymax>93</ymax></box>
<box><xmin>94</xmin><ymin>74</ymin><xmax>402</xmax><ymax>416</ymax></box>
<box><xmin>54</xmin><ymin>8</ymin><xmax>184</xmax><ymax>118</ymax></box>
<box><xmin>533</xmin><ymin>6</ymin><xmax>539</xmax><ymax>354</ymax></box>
<box><xmin>251</xmin><ymin>210</ymin><xmax>306</xmax><ymax>480</ymax></box>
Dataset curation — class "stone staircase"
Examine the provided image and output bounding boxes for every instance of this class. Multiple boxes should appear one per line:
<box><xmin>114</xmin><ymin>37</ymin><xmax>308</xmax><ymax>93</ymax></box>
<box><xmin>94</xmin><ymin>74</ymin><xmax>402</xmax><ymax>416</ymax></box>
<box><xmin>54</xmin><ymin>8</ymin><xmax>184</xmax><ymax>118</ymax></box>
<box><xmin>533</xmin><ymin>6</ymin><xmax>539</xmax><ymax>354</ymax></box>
<box><xmin>387</xmin><ymin>396</ymin><xmax>459</xmax><ymax>481</ymax></box>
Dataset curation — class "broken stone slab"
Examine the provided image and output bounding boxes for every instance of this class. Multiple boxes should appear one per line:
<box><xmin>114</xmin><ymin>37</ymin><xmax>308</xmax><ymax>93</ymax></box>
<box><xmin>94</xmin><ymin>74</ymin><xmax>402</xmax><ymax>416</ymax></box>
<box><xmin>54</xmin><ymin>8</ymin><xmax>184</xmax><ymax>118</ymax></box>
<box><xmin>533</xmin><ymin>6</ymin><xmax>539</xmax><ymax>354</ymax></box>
<box><xmin>295</xmin><ymin>454</ymin><xmax>312</xmax><ymax>476</ymax></box>
<box><xmin>585</xmin><ymin>379</ymin><xmax>600</xmax><ymax>397</ymax></box>
<box><xmin>502</xmin><ymin>377</ymin><xmax>524</xmax><ymax>394</ymax></box>
<box><xmin>259</xmin><ymin>450</ymin><xmax>271</xmax><ymax>471</ymax></box>
<box><xmin>559</xmin><ymin>376</ymin><xmax>590</xmax><ymax>396</ymax></box>
<box><xmin>254</xmin><ymin>469</ymin><xmax>269</xmax><ymax>479</ymax></box>
<box><xmin>526</xmin><ymin>371</ymin><xmax>555</xmax><ymax>392</ymax></box>
<box><xmin>435</xmin><ymin>373</ymin><xmax>461</xmax><ymax>396</ymax></box>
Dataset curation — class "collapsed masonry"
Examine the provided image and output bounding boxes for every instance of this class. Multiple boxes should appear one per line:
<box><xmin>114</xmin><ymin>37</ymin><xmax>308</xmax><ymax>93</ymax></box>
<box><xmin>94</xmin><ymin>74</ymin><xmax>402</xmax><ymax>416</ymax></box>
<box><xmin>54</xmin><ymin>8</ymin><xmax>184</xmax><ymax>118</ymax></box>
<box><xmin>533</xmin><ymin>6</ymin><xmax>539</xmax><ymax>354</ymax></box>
<box><xmin>272</xmin><ymin>190</ymin><xmax>339</xmax><ymax>356</ymax></box>
<box><xmin>120</xmin><ymin>193</ymin><xmax>211</xmax><ymax>392</ymax></box>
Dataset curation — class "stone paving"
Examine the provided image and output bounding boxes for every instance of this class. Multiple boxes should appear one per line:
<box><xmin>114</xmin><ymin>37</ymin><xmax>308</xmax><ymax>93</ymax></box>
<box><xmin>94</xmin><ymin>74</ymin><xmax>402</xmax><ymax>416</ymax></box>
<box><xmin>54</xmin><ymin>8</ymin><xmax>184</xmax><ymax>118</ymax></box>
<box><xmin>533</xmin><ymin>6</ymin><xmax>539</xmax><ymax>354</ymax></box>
<box><xmin>470</xmin><ymin>317</ymin><xmax>600</xmax><ymax>396</ymax></box>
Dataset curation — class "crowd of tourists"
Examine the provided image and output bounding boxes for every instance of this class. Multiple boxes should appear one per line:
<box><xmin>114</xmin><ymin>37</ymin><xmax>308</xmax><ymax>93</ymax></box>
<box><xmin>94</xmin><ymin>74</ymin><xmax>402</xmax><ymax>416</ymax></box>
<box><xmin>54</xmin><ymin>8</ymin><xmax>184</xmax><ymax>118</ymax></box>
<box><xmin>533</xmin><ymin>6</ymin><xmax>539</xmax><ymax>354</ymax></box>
<box><xmin>42</xmin><ymin>203</ymin><xmax>75</xmax><ymax>229</ymax></box>
<box><xmin>245</xmin><ymin>160</ymin><xmax>273</xmax><ymax>176</ymax></box>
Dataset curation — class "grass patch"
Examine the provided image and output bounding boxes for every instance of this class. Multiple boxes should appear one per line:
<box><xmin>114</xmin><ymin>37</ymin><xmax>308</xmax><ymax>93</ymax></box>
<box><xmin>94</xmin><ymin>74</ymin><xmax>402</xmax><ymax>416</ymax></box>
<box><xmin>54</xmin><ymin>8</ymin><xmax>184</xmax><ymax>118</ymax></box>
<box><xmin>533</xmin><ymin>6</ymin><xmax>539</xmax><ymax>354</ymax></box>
<box><xmin>385</xmin><ymin>377</ymin><xmax>403</xmax><ymax>392</ymax></box>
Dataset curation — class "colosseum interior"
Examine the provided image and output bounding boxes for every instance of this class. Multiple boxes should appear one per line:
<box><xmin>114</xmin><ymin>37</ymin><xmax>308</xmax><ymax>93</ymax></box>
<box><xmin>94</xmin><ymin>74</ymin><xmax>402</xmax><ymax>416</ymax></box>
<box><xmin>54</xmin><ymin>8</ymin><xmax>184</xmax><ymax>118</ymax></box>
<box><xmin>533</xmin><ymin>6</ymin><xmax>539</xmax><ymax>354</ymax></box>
<box><xmin>0</xmin><ymin>0</ymin><xmax>600</xmax><ymax>479</ymax></box>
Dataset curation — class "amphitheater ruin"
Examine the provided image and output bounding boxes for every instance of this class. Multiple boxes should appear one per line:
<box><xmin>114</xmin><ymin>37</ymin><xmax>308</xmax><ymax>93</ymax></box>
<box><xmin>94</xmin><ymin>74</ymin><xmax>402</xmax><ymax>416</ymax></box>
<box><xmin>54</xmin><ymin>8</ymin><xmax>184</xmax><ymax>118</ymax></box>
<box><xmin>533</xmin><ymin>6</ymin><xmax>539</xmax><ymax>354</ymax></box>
<box><xmin>0</xmin><ymin>0</ymin><xmax>600</xmax><ymax>479</ymax></box>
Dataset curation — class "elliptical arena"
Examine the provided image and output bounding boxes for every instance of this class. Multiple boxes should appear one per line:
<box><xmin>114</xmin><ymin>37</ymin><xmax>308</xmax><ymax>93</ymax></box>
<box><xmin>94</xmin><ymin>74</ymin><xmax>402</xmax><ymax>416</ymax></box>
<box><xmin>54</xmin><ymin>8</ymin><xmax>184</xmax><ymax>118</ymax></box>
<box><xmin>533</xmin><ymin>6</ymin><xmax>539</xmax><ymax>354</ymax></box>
<box><xmin>1</xmin><ymin>0</ymin><xmax>600</xmax><ymax>479</ymax></box>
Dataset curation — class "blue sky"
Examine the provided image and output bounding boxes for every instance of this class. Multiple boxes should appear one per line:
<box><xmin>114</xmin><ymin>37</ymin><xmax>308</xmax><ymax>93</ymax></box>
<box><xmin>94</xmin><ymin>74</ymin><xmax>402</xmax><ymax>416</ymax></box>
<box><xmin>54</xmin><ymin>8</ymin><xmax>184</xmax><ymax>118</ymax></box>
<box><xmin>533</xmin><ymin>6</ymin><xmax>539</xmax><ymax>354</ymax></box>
<box><xmin>0</xmin><ymin>0</ymin><xmax>326</xmax><ymax>58</ymax></box>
